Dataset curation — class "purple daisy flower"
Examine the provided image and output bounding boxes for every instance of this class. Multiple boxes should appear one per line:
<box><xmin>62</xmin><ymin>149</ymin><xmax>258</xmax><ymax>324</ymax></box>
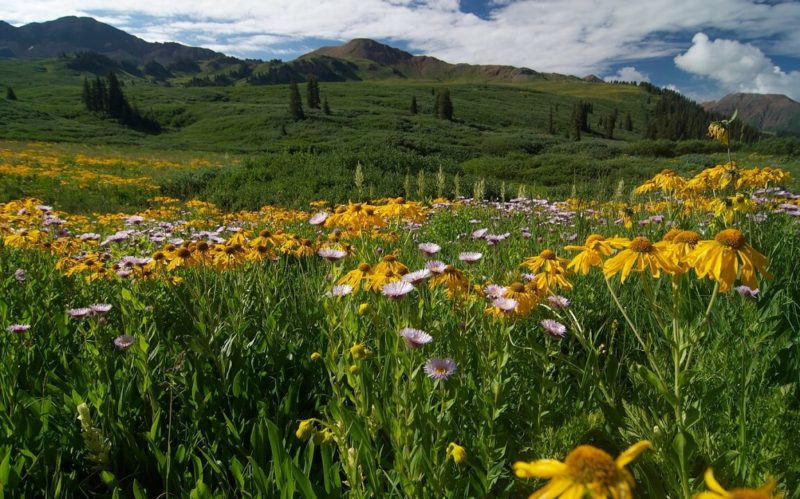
<box><xmin>90</xmin><ymin>304</ymin><xmax>113</xmax><ymax>315</ymax></box>
<box><xmin>330</xmin><ymin>284</ymin><xmax>353</xmax><ymax>297</ymax></box>
<box><xmin>418</xmin><ymin>242</ymin><xmax>441</xmax><ymax>256</ymax></box>
<box><xmin>399</xmin><ymin>327</ymin><xmax>433</xmax><ymax>348</ymax></box>
<box><xmin>472</xmin><ymin>228</ymin><xmax>488</xmax><ymax>240</ymax></box>
<box><xmin>734</xmin><ymin>286</ymin><xmax>760</xmax><ymax>299</ymax></box>
<box><xmin>492</xmin><ymin>297</ymin><xmax>519</xmax><ymax>313</ymax></box>
<box><xmin>318</xmin><ymin>248</ymin><xmax>347</xmax><ymax>262</ymax></box>
<box><xmin>540</xmin><ymin>319</ymin><xmax>567</xmax><ymax>338</ymax></box>
<box><xmin>547</xmin><ymin>295</ymin><xmax>571</xmax><ymax>310</ymax></box>
<box><xmin>425</xmin><ymin>260</ymin><xmax>447</xmax><ymax>274</ymax></box>
<box><xmin>14</xmin><ymin>268</ymin><xmax>26</xmax><ymax>282</ymax></box>
<box><xmin>402</xmin><ymin>269</ymin><xmax>432</xmax><ymax>284</ymax></box>
<box><xmin>484</xmin><ymin>284</ymin><xmax>507</xmax><ymax>299</ymax></box>
<box><xmin>68</xmin><ymin>308</ymin><xmax>93</xmax><ymax>319</ymax></box>
<box><xmin>382</xmin><ymin>281</ymin><xmax>415</xmax><ymax>300</ymax></box>
<box><xmin>424</xmin><ymin>358</ymin><xmax>457</xmax><ymax>380</ymax></box>
<box><xmin>113</xmin><ymin>335</ymin><xmax>135</xmax><ymax>350</ymax></box>
<box><xmin>309</xmin><ymin>212</ymin><xmax>329</xmax><ymax>226</ymax></box>
<box><xmin>7</xmin><ymin>324</ymin><xmax>31</xmax><ymax>333</ymax></box>
<box><xmin>459</xmin><ymin>252</ymin><xmax>482</xmax><ymax>264</ymax></box>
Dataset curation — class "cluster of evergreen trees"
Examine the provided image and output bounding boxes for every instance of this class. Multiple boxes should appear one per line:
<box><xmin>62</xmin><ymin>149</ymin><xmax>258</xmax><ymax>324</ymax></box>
<box><xmin>81</xmin><ymin>73</ymin><xmax>161</xmax><ymax>133</ymax></box>
<box><xmin>640</xmin><ymin>83</ymin><xmax>760</xmax><ymax>143</ymax></box>
<box><xmin>289</xmin><ymin>78</ymin><xmax>331</xmax><ymax>121</ymax></box>
<box><xmin>432</xmin><ymin>88</ymin><xmax>454</xmax><ymax>120</ymax></box>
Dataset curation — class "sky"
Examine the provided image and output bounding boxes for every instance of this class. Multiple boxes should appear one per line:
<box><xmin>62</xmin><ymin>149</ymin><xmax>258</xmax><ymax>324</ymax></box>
<box><xmin>2</xmin><ymin>0</ymin><xmax>800</xmax><ymax>102</ymax></box>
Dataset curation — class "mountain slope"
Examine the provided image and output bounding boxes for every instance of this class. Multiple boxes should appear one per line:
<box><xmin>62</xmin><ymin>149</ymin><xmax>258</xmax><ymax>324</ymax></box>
<box><xmin>703</xmin><ymin>93</ymin><xmax>800</xmax><ymax>135</ymax></box>
<box><xmin>0</xmin><ymin>16</ymin><xmax>221</xmax><ymax>64</ymax></box>
<box><xmin>301</xmin><ymin>38</ymin><xmax>562</xmax><ymax>82</ymax></box>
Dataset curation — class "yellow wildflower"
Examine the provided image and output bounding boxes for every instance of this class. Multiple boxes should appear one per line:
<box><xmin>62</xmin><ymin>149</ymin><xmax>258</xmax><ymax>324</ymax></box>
<box><xmin>513</xmin><ymin>440</ymin><xmax>651</xmax><ymax>499</ymax></box>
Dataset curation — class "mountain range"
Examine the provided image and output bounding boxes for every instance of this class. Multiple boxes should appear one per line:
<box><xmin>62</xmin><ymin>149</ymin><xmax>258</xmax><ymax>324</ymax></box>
<box><xmin>0</xmin><ymin>16</ymin><xmax>572</xmax><ymax>84</ymax></box>
<box><xmin>703</xmin><ymin>93</ymin><xmax>800</xmax><ymax>136</ymax></box>
<box><xmin>1</xmin><ymin>16</ymin><xmax>799</xmax><ymax>135</ymax></box>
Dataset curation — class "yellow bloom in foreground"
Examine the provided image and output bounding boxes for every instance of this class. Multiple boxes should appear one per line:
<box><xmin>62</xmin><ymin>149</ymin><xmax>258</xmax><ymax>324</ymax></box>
<box><xmin>447</xmin><ymin>442</ymin><xmax>467</xmax><ymax>464</ymax></box>
<box><xmin>603</xmin><ymin>237</ymin><xmax>676</xmax><ymax>283</ymax></box>
<box><xmin>350</xmin><ymin>343</ymin><xmax>369</xmax><ymax>360</ymax></box>
<box><xmin>565</xmin><ymin>234</ymin><xmax>614</xmax><ymax>275</ymax></box>
<box><xmin>513</xmin><ymin>440</ymin><xmax>651</xmax><ymax>499</ymax></box>
<box><xmin>295</xmin><ymin>419</ymin><xmax>315</xmax><ymax>441</ymax></box>
<box><xmin>693</xmin><ymin>469</ymin><xmax>783</xmax><ymax>499</ymax></box>
<box><xmin>687</xmin><ymin>228</ymin><xmax>771</xmax><ymax>292</ymax></box>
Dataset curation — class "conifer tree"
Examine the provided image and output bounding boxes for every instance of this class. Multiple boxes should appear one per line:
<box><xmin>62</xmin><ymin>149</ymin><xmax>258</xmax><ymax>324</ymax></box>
<box><xmin>289</xmin><ymin>80</ymin><xmax>304</xmax><ymax>121</ymax></box>
<box><xmin>323</xmin><ymin>97</ymin><xmax>331</xmax><ymax>115</ymax></box>
<box><xmin>624</xmin><ymin>111</ymin><xmax>633</xmax><ymax>131</ymax></box>
<box><xmin>436</xmin><ymin>88</ymin><xmax>453</xmax><ymax>120</ymax></box>
<box><xmin>81</xmin><ymin>78</ymin><xmax>91</xmax><ymax>108</ymax></box>
<box><xmin>6</xmin><ymin>87</ymin><xmax>16</xmax><ymax>100</ymax></box>
<box><xmin>106</xmin><ymin>72</ymin><xmax>125</xmax><ymax>118</ymax></box>
<box><xmin>306</xmin><ymin>77</ymin><xmax>320</xmax><ymax>109</ymax></box>
<box><xmin>548</xmin><ymin>105</ymin><xmax>555</xmax><ymax>134</ymax></box>
<box><xmin>410</xmin><ymin>96</ymin><xmax>418</xmax><ymax>115</ymax></box>
<box><xmin>605</xmin><ymin>108</ymin><xmax>618</xmax><ymax>139</ymax></box>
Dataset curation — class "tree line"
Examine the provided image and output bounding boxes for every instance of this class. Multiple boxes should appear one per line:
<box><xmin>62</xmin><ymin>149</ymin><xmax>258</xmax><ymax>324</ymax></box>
<box><xmin>81</xmin><ymin>73</ymin><xmax>161</xmax><ymax>133</ymax></box>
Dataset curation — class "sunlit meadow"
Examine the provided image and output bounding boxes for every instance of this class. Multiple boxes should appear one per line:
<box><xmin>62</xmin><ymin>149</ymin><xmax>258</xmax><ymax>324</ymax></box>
<box><xmin>1</xmin><ymin>125</ymin><xmax>799</xmax><ymax>498</ymax></box>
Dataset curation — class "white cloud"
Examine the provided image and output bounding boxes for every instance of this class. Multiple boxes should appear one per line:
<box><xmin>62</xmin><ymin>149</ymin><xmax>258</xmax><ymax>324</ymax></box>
<box><xmin>604</xmin><ymin>66</ymin><xmax>649</xmax><ymax>83</ymax></box>
<box><xmin>675</xmin><ymin>32</ymin><xmax>800</xmax><ymax>100</ymax></box>
<box><xmin>1</xmin><ymin>1</ymin><xmax>799</xmax><ymax>78</ymax></box>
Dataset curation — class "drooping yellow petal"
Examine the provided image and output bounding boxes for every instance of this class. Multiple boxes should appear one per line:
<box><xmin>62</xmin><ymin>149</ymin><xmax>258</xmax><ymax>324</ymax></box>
<box><xmin>513</xmin><ymin>459</ymin><xmax>568</xmax><ymax>479</ymax></box>
<box><xmin>615</xmin><ymin>440</ymin><xmax>652</xmax><ymax>467</ymax></box>
<box><xmin>529</xmin><ymin>477</ymin><xmax>573</xmax><ymax>499</ymax></box>
<box><xmin>704</xmin><ymin>469</ymin><xmax>729</xmax><ymax>495</ymax></box>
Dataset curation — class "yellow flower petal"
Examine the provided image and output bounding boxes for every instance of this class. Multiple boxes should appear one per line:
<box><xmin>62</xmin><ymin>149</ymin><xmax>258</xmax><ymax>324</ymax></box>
<box><xmin>615</xmin><ymin>440</ymin><xmax>652</xmax><ymax>467</ymax></box>
<box><xmin>704</xmin><ymin>469</ymin><xmax>729</xmax><ymax>495</ymax></box>
<box><xmin>513</xmin><ymin>459</ymin><xmax>568</xmax><ymax>479</ymax></box>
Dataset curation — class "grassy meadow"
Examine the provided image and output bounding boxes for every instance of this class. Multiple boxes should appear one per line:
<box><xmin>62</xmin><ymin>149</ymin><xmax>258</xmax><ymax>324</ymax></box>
<box><xmin>0</xmin><ymin>136</ymin><xmax>799</xmax><ymax>497</ymax></box>
<box><xmin>2</xmin><ymin>55</ymin><xmax>800</xmax><ymax>498</ymax></box>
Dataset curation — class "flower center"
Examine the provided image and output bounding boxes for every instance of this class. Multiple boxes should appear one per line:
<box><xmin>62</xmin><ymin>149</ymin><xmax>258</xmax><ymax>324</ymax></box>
<box><xmin>540</xmin><ymin>249</ymin><xmax>556</xmax><ymax>260</ymax></box>
<box><xmin>435</xmin><ymin>367</ymin><xmax>447</xmax><ymax>375</ymax></box>
<box><xmin>383</xmin><ymin>255</ymin><xmax>397</xmax><ymax>262</ymax></box>
<box><xmin>358</xmin><ymin>263</ymin><xmax>371</xmax><ymax>272</ymax></box>
<box><xmin>259</xmin><ymin>229</ymin><xmax>272</xmax><ymax>238</ymax></box>
<box><xmin>715</xmin><ymin>229</ymin><xmax>745</xmax><ymax>249</ymax></box>
<box><xmin>629</xmin><ymin>237</ymin><xmax>653</xmax><ymax>253</ymax></box>
<box><xmin>564</xmin><ymin>445</ymin><xmax>620</xmax><ymax>486</ymax></box>
<box><xmin>674</xmin><ymin>231</ymin><xmax>700</xmax><ymax>245</ymax></box>
<box><xmin>510</xmin><ymin>282</ymin><xmax>525</xmax><ymax>293</ymax></box>
<box><xmin>176</xmin><ymin>247</ymin><xmax>192</xmax><ymax>258</ymax></box>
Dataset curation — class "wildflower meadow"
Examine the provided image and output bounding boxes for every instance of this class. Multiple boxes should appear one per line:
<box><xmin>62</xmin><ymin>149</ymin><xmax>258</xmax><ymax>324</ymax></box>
<box><xmin>1</xmin><ymin>129</ymin><xmax>799</xmax><ymax>497</ymax></box>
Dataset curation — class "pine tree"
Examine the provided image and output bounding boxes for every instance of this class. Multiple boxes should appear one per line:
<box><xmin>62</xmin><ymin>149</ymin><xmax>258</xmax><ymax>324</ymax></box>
<box><xmin>548</xmin><ymin>105</ymin><xmax>555</xmax><ymax>134</ymax></box>
<box><xmin>605</xmin><ymin>108</ymin><xmax>618</xmax><ymax>139</ymax></box>
<box><xmin>624</xmin><ymin>111</ymin><xmax>633</xmax><ymax>131</ymax></box>
<box><xmin>436</xmin><ymin>88</ymin><xmax>453</xmax><ymax>120</ymax></box>
<box><xmin>6</xmin><ymin>87</ymin><xmax>16</xmax><ymax>100</ymax></box>
<box><xmin>91</xmin><ymin>77</ymin><xmax>106</xmax><ymax>113</ymax></box>
<box><xmin>322</xmin><ymin>97</ymin><xmax>331</xmax><ymax>115</ymax></box>
<box><xmin>289</xmin><ymin>80</ymin><xmax>304</xmax><ymax>121</ymax></box>
<box><xmin>571</xmin><ymin>103</ymin><xmax>582</xmax><ymax>141</ymax></box>
<box><xmin>410</xmin><ymin>96</ymin><xmax>418</xmax><ymax>115</ymax></box>
<box><xmin>81</xmin><ymin>78</ymin><xmax>91</xmax><ymax>109</ymax></box>
<box><xmin>306</xmin><ymin>77</ymin><xmax>320</xmax><ymax>109</ymax></box>
<box><xmin>106</xmin><ymin>72</ymin><xmax>126</xmax><ymax>118</ymax></box>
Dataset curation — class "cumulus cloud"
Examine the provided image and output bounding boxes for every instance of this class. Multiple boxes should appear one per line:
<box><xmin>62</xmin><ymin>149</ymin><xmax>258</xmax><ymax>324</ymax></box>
<box><xmin>675</xmin><ymin>33</ymin><xmax>800</xmax><ymax>100</ymax></box>
<box><xmin>1</xmin><ymin>0</ymin><xmax>799</xmax><ymax>77</ymax></box>
<box><xmin>604</xmin><ymin>66</ymin><xmax>650</xmax><ymax>83</ymax></box>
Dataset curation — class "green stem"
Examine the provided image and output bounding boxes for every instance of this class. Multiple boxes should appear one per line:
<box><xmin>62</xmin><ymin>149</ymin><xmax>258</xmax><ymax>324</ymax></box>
<box><xmin>604</xmin><ymin>277</ymin><xmax>664</xmax><ymax>379</ymax></box>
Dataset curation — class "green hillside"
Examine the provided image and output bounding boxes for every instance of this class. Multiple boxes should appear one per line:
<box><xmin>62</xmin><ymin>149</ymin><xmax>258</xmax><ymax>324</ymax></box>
<box><xmin>2</xmin><ymin>56</ymin><xmax>798</xmax><ymax>211</ymax></box>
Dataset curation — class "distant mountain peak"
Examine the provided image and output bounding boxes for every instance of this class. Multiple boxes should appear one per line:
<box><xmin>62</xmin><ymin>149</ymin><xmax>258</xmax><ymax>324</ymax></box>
<box><xmin>307</xmin><ymin>38</ymin><xmax>414</xmax><ymax>66</ymax></box>
<box><xmin>704</xmin><ymin>92</ymin><xmax>800</xmax><ymax>135</ymax></box>
<box><xmin>0</xmin><ymin>16</ymin><xmax>222</xmax><ymax>63</ymax></box>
